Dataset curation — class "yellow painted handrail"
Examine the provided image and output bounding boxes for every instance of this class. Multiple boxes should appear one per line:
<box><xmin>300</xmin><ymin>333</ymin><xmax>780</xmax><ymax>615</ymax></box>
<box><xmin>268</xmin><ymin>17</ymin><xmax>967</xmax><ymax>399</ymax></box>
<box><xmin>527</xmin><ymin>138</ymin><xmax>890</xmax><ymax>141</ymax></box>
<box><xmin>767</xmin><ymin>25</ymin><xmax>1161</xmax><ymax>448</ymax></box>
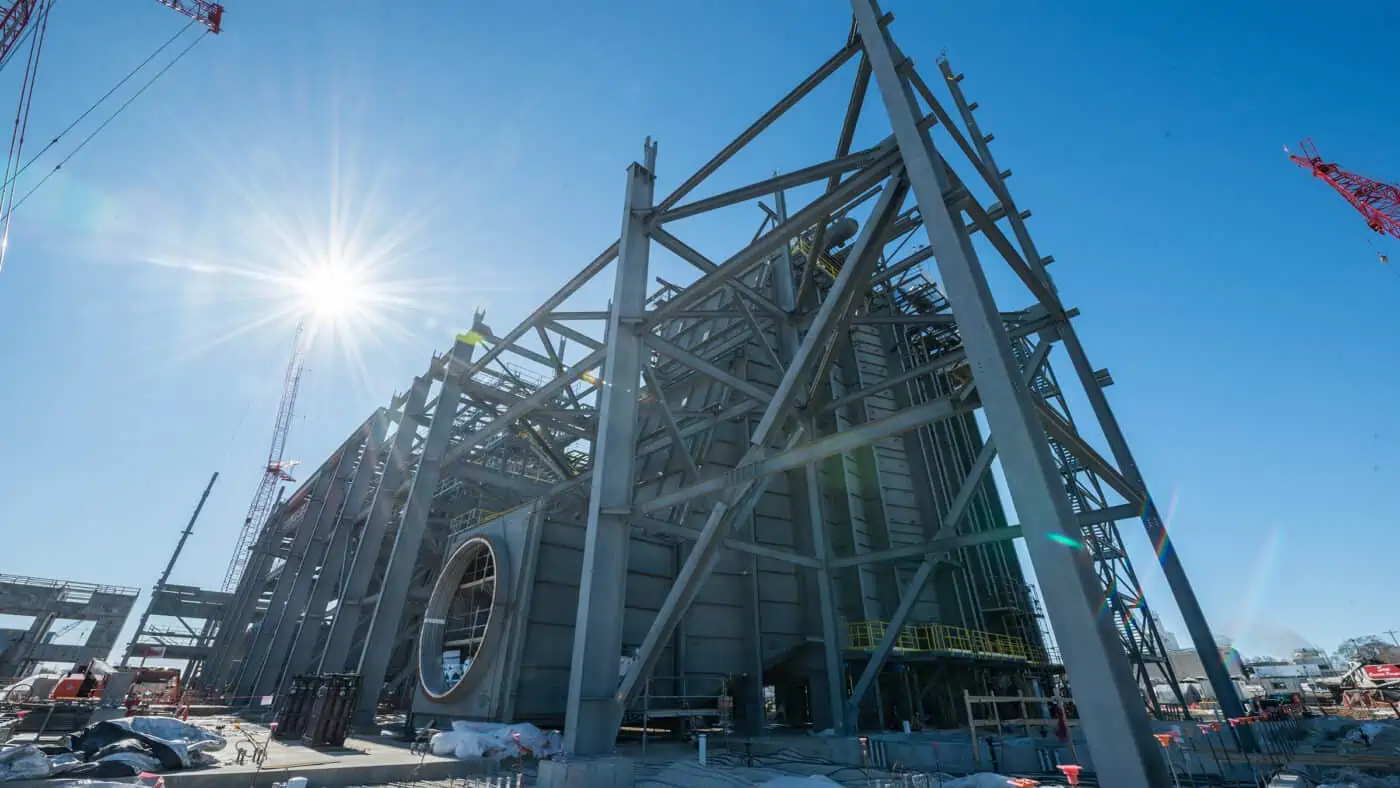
<box><xmin>845</xmin><ymin>620</ymin><xmax>1036</xmax><ymax>662</ymax></box>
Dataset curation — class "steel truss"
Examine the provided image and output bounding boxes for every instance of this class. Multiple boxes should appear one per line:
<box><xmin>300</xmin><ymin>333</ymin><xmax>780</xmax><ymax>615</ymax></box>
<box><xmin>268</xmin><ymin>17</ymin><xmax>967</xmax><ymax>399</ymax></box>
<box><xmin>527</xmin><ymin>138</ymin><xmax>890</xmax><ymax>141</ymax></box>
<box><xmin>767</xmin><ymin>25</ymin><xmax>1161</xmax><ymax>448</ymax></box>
<box><xmin>192</xmin><ymin>4</ymin><xmax>1240</xmax><ymax>786</ymax></box>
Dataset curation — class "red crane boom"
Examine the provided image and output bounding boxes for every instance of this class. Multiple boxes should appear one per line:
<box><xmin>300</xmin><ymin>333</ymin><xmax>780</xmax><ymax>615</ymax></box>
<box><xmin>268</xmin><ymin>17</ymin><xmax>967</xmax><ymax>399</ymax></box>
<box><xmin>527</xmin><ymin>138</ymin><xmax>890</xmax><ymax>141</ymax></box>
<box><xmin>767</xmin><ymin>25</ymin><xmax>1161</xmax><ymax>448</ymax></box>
<box><xmin>1289</xmin><ymin>139</ymin><xmax>1400</xmax><ymax>240</ymax></box>
<box><xmin>221</xmin><ymin>319</ymin><xmax>309</xmax><ymax>592</ymax></box>
<box><xmin>0</xmin><ymin>2</ymin><xmax>35</xmax><ymax>66</ymax></box>
<box><xmin>0</xmin><ymin>0</ymin><xmax>220</xmax><ymax>64</ymax></box>
<box><xmin>156</xmin><ymin>0</ymin><xmax>224</xmax><ymax>33</ymax></box>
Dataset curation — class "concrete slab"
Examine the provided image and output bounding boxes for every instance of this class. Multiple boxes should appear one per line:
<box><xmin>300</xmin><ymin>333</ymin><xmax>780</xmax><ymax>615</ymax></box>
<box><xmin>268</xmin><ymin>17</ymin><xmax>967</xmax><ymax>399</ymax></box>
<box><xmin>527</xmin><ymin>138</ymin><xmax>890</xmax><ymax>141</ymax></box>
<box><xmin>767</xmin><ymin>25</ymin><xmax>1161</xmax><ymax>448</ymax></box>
<box><xmin>538</xmin><ymin>755</ymin><xmax>634</xmax><ymax>788</ymax></box>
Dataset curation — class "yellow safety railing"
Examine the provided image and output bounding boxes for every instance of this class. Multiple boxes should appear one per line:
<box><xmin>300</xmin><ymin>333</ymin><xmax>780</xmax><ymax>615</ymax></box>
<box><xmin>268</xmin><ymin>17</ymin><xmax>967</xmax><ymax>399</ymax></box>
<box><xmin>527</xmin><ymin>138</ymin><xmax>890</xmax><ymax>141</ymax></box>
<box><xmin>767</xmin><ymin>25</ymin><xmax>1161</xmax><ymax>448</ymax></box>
<box><xmin>790</xmin><ymin>237</ymin><xmax>842</xmax><ymax>280</ymax></box>
<box><xmin>846</xmin><ymin>620</ymin><xmax>1034</xmax><ymax>662</ymax></box>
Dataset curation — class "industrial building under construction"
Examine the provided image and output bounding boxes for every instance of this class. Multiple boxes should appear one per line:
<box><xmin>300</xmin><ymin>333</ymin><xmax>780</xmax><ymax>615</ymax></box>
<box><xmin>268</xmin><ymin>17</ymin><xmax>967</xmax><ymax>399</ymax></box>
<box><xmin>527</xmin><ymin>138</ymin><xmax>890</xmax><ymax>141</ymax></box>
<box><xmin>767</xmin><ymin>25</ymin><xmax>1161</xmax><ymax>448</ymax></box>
<box><xmin>114</xmin><ymin>4</ymin><xmax>1251</xmax><ymax>786</ymax></box>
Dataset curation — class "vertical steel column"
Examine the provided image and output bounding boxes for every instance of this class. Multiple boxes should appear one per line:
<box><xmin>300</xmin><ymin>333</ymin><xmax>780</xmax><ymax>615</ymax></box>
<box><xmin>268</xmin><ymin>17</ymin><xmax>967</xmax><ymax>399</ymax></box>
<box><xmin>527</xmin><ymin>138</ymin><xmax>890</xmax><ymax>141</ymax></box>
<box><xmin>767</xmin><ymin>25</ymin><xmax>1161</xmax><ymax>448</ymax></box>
<box><xmin>251</xmin><ymin>418</ymin><xmax>384</xmax><ymax>699</ymax></box>
<box><xmin>774</xmin><ymin>188</ymin><xmax>846</xmax><ymax>733</ymax></box>
<box><xmin>232</xmin><ymin>463</ymin><xmax>344</xmax><ymax>701</ymax></box>
<box><xmin>562</xmin><ymin>141</ymin><xmax>656</xmax><ymax>757</ymax></box>
<box><xmin>318</xmin><ymin>378</ymin><xmax>431</xmax><ymax>674</ymax></box>
<box><xmin>805</xmin><ymin>460</ymin><xmax>848</xmax><ymax>732</ymax></box>
<box><xmin>851</xmin><ymin>3</ymin><xmax>1169</xmax><ymax>786</ymax></box>
<box><xmin>352</xmin><ymin>340</ymin><xmax>475</xmax><ymax>726</ymax></box>
<box><xmin>277</xmin><ymin>411</ymin><xmax>391</xmax><ymax>693</ymax></box>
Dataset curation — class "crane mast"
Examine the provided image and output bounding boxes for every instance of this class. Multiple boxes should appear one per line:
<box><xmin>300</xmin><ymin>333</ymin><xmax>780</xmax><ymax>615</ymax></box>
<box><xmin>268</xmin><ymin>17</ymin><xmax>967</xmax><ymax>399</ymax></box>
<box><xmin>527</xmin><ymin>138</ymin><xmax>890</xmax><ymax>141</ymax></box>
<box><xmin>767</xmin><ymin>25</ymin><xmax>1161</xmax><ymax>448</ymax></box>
<box><xmin>220</xmin><ymin>319</ymin><xmax>309</xmax><ymax>592</ymax></box>
<box><xmin>0</xmin><ymin>2</ymin><xmax>35</xmax><ymax>67</ymax></box>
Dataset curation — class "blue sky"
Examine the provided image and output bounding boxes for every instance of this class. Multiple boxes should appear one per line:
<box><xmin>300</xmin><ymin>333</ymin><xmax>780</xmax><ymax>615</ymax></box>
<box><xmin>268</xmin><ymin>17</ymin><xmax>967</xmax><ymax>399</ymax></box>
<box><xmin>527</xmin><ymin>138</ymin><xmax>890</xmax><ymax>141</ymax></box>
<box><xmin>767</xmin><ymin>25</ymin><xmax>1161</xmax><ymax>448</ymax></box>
<box><xmin>0</xmin><ymin>0</ymin><xmax>1396</xmax><ymax>665</ymax></box>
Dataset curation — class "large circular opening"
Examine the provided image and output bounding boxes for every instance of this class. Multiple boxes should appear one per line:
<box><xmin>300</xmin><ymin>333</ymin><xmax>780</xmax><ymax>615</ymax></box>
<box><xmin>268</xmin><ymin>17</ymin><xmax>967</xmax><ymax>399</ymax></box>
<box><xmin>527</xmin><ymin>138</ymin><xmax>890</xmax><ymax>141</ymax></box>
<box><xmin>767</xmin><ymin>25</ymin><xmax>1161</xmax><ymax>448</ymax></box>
<box><xmin>419</xmin><ymin>537</ymin><xmax>498</xmax><ymax>699</ymax></box>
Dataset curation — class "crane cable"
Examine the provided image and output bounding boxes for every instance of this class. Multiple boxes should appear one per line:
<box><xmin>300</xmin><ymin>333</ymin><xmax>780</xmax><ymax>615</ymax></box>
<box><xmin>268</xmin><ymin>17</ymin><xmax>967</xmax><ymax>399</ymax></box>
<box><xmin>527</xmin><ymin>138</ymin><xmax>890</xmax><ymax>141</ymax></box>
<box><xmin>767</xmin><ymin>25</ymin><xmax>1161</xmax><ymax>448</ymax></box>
<box><xmin>0</xmin><ymin>0</ymin><xmax>54</xmax><ymax>264</ymax></box>
<box><xmin>0</xmin><ymin>21</ymin><xmax>211</xmax><ymax>226</ymax></box>
<box><xmin>2</xmin><ymin>17</ymin><xmax>197</xmax><ymax>194</ymax></box>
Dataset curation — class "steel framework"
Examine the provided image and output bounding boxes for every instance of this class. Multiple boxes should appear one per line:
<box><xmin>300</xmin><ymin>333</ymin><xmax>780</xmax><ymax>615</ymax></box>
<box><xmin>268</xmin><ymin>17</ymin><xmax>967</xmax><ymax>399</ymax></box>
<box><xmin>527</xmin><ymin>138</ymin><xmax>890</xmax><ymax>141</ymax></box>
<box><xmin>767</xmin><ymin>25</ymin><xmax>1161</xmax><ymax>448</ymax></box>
<box><xmin>180</xmin><ymin>5</ymin><xmax>1244</xmax><ymax>786</ymax></box>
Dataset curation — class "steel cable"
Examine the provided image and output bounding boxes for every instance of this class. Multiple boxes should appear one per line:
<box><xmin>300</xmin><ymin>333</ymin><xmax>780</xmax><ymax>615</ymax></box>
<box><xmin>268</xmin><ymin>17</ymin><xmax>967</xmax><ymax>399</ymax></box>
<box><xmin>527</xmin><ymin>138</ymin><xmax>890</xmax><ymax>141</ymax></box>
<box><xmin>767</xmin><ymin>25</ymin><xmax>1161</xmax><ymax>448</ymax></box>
<box><xmin>1</xmin><ymin>23</ymin><xmax>210</xmax><ymax>223</ymax></box>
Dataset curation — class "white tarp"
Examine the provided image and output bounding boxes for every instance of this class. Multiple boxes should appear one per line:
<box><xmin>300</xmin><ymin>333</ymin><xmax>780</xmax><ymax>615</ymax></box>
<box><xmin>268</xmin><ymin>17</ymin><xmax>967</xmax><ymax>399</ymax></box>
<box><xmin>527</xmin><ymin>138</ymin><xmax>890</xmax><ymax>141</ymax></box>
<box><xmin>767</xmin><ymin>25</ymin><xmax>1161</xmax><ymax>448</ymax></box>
<box><xmin>429</xmin><ymin>721</ymin><xmax>562</xmax><ymax>760</ymax></box>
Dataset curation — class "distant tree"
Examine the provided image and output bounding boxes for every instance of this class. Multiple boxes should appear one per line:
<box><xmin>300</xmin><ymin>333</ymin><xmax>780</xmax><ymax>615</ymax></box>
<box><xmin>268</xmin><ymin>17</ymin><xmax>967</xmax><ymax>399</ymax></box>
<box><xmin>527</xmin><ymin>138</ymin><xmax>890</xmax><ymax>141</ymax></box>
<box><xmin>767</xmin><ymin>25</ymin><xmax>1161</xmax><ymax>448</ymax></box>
<box><xmin>1336</xmin><ymin>636</ymin><xmax>1400</xmax><ymax>664</ymax></box>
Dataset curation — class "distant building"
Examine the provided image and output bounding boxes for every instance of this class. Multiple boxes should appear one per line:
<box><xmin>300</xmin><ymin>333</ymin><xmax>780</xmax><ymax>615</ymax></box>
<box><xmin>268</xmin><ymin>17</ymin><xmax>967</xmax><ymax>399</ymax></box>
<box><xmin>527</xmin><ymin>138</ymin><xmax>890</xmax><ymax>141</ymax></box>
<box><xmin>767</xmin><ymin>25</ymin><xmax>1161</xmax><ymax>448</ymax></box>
<box><xmin>1151</xmin><ymin>644</ymin><xmax>1247</xmax><ymax>703</ymax></box>
<box><xmin>1151</xmin><ymin>613</ymin><xmax>1181</xmax><ymax>652</ymax></box>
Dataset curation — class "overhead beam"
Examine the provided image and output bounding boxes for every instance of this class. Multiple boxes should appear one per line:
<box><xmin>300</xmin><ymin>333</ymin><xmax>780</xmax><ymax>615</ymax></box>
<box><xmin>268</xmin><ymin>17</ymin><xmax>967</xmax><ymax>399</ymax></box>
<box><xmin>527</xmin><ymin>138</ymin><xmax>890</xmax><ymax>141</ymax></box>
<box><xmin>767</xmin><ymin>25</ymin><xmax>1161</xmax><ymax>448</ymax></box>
<box><xmin>656</xmin><ymin>144</ymin><xmax>890</xmax><ymax>224</ymax></box>
<box><xmin>829</xmin><ymin>525</ymin><xmax>1020</xmax><ymax>569</ymax></box>
<box><xmin>650</xmin><ymin>228</ymin><xmax>786</xmax><ymax>319</ymax></box>
<box><xmin>643</xmin><ymin>333</ymin><xmax>772</xmax><ymax>405</ymax></box>
<box><xmin>649</xmin><ymin>150</ymin><xmax>902</xmax><ymax>325</ymax></box>
<box><xmin>655</xmin><ymin>39</ymin><xmax>862</xmax><ymax>212</ymax></box>
<box><xmin>630</xmin><ymin>513</ymin><xmax>821</xmax><ymax>569</ymax></box>
<box><xmin>464</xmin><ymin>243</ymin><xmax>617</xmax><ymax>379</ymax></box>
<box><xmin>640</xmin><ymin>392</ymin><xmax>967</xmax><ymax>514</ymax></box>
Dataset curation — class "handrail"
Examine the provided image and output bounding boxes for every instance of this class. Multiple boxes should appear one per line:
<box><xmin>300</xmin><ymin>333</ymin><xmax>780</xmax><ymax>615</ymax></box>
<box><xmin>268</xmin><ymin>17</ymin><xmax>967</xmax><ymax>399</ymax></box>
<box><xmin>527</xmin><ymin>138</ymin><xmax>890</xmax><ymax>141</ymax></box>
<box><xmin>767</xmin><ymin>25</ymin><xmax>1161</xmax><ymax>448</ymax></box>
<box><xmin>846</xmin><ymin>620</ymin><xmax>1047</xmax><ymax>662</ymax></box>
<box><xmin>0</xmin><ymin>574</ymin><xmax>139</xmax><ymax>597</ymax></box>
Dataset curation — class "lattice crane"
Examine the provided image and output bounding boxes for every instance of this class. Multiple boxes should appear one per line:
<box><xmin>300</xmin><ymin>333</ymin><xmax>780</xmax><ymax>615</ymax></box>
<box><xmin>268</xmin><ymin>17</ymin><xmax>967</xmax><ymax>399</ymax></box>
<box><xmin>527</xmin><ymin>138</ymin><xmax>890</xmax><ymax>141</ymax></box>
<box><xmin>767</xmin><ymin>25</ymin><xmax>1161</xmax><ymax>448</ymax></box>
<box><xmin>1289</xmin><ymin>139</ymin><xmax>1400</xmax><ymax>244</ymax></box>
<box><xmin>0</xmin><ymin>1</ymin><xmax>221</xmax><ymax>64</ymax></box>
<box><xmin>221</xmin><ymin>319</ymin><xmax>308</xmax><ymax>592</ymax></box>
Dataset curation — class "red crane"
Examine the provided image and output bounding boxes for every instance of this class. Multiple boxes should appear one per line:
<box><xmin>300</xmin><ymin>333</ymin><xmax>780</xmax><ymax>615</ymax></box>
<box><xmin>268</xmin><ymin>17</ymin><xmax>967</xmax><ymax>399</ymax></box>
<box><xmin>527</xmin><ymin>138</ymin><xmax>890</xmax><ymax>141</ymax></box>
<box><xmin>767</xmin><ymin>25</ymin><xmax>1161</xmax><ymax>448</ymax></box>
<box><xmin>0</xmin><ymin>1</ymin><xmax>221</xmax><ymax>64</ymax></box>
<box><xmin>221</xmin><ymin>319</ymin><xmax>309</xmax><ymax>592</ymax></box>
<box><xmin>0</xmin><ymin>0</ymin><xmax>223</xmax><ymax>271</ymax></box>
<box><xmin>1288</xmin><ymin>139</ymin><xmax>1400</xmax><ymax>241</ymax></box>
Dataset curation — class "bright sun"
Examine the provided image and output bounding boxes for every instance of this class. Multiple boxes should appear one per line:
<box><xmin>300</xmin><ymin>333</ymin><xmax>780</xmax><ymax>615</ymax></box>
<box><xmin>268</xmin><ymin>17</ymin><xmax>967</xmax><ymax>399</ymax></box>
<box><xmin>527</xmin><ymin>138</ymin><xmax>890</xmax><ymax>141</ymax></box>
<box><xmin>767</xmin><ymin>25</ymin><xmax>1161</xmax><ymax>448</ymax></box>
<box><xmin>296</xmin><ymin>264</ymin><xmax>366</xmax><ymax>318</ymax></box>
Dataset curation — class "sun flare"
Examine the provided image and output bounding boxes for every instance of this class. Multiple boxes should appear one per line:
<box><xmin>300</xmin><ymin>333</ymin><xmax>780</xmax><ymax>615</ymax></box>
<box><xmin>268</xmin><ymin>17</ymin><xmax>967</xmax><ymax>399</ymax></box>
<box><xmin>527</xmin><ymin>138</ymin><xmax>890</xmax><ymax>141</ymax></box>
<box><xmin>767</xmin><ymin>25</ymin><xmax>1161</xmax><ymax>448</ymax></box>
<box><xmin>296</xmin><ymin>263</ymin><xmax>367</xmax><ymax>318</ymax></box>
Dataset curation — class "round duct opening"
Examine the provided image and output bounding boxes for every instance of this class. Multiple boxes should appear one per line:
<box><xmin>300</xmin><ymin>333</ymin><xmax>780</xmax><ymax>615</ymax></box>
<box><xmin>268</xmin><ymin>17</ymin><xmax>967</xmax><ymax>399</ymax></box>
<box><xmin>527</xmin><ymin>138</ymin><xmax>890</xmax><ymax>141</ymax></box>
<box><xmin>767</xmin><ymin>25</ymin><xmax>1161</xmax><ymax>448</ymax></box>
<box><xmin>419</xmin><ymin>536</ymin><xmax>498</xmax><ymax>700</ymax></box>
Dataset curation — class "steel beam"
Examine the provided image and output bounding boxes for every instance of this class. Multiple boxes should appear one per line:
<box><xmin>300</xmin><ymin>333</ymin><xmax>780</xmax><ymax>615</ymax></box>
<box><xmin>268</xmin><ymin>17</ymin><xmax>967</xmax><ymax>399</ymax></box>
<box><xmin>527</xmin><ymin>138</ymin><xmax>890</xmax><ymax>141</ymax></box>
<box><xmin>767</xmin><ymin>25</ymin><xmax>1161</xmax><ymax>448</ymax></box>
<box><xmin>202</xmin><ymin>490</ymin><xmax>288</xmax><ymax>690</ymax></box>
<box><xmin>650</xmin><ymin>227</ymin><xmax>787</xmax><ymax>319</ymax></box>
<box><xmin>276</xmin><ymin>411</ymin><xmax>391</xmax><ymax>693</ymax></box>
<box><xmin>231</xmin><ymin>463</ymin><xmax>343</xmax><ymax>701</ymax></box>
<box><xmin>774</xmin><ymin>186</ymin><xmax>847</xmax><ymax>733</ymax></box>
<box><xmin>853</xmin><ymin>3</ymin><xmax>1169</xmax><ymax>784</ymax></box>
<box><xmin>643</xmin><ymin>333</ymin><xmax>771</xmax><ymax>404</ymax></box>
<box><xmin>828</xmin><ymin>525</ymin><xmax>1022</xmax><ymax>569</ymax></box>
<box><xmin>754</xmin><ymin>171</ymin><xmax>909</xmax><ymax>440</ymax></box>
<box><xmin>639</xmin><ymin>393</ymin><xmax>966</xmax><ymax>514</ymax></box>
<box><xmin>461</xmin><ymin>243</ymin><xmax>617</xmax><ymax>380</ymax></box>
<box><xmin>562</xmin><ymin>143</ymin><xmax>656</xmax><ymax>757</ymax></box>
<box><xmin>655</xmin><ymin>41</ymin><xmax>860</xmax><ymax>212</ymax></box>
<box><xmin>629</xmin><ymin>513</ymin><xmax>821</xmax><ymax>569</ymax></box>
<box><xmin>615</xmin><ymin>173</ymin><xmax>912</xmax><ymax>732</ymax></box>
<box><xmin>247</xmin><ymin>422</ymin><xmax>375</xmax><ymax>700</ymax></box>
<box><xmin>640</xmin><ymin>368</ymin><xmax>702</xmax><ymax>483</ymax></box>
<box><xmin>649</xmin><ymin>150</ymin><xmax>901</xmax><ymax>325</ymax></box>
<box><xmin>842</xmin><ymin>437</ymin><xmax>995</xmax><ymax>724</ymax></box>
<box><xmin>616</xmin><ymin>437</ymin><xmax>794</xmax><ymax>714</ymax></box>
<box><xmin>942</xmin><ymin>49</ymin><xmax>1243</xmax><ymax>724</ymax></box>
<box><xmin>318</xmin><ymin>375</ymin><xmax>431</xmax><ymax>673</ymax></box>
<box><xmin>352</xmin><ymin>340</ymin><xmax>475</xmax><ymax>726</ymax></box>
<box><xmin>657</xmin><ymin>145</ymin><xmax>888</xmax><ymax>224</ymax></box>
